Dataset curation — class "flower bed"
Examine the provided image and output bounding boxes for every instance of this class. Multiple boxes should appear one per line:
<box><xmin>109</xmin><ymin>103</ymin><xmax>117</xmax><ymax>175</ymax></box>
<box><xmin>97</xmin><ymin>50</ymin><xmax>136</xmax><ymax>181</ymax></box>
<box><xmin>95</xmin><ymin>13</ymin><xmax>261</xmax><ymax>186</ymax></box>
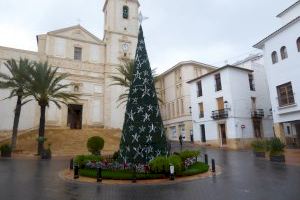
<box><xmin>78</xmin><ymin>162</ymin><xmax>209</xmax><ymax>180</ymax></box>
<box><xmin>73</xmin><ymin>150</ymin><xmax>209</xmax><ymax>180</ymax></box>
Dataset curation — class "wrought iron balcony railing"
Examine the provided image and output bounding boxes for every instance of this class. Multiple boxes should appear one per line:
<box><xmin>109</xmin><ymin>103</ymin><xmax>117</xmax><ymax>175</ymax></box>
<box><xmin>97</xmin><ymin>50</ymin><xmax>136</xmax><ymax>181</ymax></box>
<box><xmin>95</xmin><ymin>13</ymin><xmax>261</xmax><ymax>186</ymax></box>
<box><xmin>211</xmin><ymin>109</ymin><xmax>228</xmax><ymax>120</ymax></box>
<box><xmin>251</xmin><ymin>109</ymin><xmax>264</xmax><ymax>119</ymax></box>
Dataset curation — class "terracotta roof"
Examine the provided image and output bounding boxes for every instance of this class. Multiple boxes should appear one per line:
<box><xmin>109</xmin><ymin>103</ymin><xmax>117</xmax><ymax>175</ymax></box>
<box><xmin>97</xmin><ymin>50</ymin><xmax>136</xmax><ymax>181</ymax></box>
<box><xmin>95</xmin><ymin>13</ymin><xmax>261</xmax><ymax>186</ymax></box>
<box><xmin>187</xmin><ymin>65</ymin><xmax>253</xmax><ymax>84</ymax></box>
<box><xmin>253</xmin><ymin>16</ymin><xmax>300</xmax><ymax>49</ymax></box>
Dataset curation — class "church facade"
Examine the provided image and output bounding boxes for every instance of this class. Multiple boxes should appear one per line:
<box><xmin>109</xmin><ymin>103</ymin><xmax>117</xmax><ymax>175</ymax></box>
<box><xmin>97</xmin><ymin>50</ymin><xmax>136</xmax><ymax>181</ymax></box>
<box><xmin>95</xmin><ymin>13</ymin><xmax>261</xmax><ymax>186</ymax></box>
<box><xmin>0</xmin><ymin>0</ymin><xmax>140</xmax><ymax>132</ymax></box>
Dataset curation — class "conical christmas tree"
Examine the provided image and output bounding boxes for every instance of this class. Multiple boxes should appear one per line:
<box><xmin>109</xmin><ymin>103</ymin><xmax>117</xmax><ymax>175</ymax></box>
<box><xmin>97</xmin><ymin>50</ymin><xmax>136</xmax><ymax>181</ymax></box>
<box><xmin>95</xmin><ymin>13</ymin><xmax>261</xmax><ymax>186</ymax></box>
<box><xmin>119</xmin><ymin>25</ymin><xmax>168</xmax><ymax>164</ymax></box>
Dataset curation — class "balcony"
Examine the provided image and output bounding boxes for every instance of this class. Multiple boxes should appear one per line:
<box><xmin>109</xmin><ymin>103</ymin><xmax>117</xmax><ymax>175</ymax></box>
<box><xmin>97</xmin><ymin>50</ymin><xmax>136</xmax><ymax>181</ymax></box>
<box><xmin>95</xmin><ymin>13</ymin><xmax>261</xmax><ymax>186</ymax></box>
<box><xmin>199</xmin><ymin>112</ymin><xmax>204</xmax><ymax>118</ymax></box>
<box><xmin>251</xmin><ymin>109</ymin><xmax>264</xmax><ymax>119</ymax></box>
<box><xmin>211</xmin><ymin>109</ymin><xmax>228</xmax><ymax>120</ymax></box>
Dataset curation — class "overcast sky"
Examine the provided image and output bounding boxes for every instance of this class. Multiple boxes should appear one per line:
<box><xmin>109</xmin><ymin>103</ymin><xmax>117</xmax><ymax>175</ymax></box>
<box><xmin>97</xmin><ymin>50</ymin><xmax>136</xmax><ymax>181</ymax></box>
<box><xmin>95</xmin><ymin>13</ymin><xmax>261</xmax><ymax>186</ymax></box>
<box><xmin>0</xmin><ymin>0</ymin><xmax>296</xmax><ymax>73</ymax></box>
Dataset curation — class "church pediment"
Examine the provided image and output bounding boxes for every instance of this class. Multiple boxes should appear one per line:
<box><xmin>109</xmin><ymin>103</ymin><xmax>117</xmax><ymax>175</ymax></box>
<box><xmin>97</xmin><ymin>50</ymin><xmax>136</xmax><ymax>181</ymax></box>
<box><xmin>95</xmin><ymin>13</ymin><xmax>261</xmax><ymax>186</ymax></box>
<box><xmin>47</xmin><ymin>25</ymin><xmax>103</xmax><ymax>44</ymax></box>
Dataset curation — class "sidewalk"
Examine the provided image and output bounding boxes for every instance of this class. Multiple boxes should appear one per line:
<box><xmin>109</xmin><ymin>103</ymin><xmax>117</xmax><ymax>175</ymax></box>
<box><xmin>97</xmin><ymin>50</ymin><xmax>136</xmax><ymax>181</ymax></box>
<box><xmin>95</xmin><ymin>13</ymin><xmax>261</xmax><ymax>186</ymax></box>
<box><xmin>285</xmin><ymin>149</ymin><xmax>300</xmax><ymax>166</ymax></box>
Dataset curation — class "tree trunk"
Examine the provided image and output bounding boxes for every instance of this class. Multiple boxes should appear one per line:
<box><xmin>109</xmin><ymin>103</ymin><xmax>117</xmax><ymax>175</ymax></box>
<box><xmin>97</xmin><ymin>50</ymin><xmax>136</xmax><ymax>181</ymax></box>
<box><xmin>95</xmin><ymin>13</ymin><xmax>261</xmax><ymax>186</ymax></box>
<box><xmin>38</xmin><ymin>104</ymin><xmax>46</xmax><ymax>155</ymax></box>
<box><xmin>11</xmin><ymin>95</ymin><xmax>22</xmax><ymax>150</ymax></box>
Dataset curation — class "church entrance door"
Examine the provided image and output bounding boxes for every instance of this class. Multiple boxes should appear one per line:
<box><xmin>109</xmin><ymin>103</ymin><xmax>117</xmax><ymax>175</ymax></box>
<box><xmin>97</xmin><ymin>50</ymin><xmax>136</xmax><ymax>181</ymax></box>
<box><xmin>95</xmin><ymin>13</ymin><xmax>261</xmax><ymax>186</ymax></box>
<box><xmin>67</xmin><ymin>104</ymin><xmax>83</xmax><ymax>129</ymax></box>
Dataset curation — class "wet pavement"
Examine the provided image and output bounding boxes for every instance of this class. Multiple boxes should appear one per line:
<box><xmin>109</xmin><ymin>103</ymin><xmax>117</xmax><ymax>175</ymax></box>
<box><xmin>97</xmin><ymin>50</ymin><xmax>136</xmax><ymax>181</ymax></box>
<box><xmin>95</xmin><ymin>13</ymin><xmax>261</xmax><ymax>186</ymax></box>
<box><xmin>1</xmin><ymin>147</ymin><xmax>300</xmax><ymax>200</ymax></box>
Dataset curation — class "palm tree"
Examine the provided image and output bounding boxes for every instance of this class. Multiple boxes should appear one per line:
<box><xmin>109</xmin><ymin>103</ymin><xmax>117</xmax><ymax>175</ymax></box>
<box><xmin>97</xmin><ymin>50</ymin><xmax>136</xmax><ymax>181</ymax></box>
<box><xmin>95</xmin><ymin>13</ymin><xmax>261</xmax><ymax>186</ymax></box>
<box><xmin>110</xmin><ymin>59</ymin><xmax>161</xmax><ymax>107</ymax></box>
<box><xmin>0</xmin><ymin>58</ymin><xmax>33</xmax><ymax>150</ymax></box>
<box><xmin>26</xmin><ymin>61</ymin><xmax>79</xmax><ymax>155</ymax></box>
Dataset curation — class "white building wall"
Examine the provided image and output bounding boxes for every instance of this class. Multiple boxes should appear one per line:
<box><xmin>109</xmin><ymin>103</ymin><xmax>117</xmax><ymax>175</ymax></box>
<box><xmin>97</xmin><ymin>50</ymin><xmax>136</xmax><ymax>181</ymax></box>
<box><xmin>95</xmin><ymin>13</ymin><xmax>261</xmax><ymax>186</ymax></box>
<box><xmin>190</xmin><ymin>66</ymin><xmax>274</xmax><ymax>148</ymax></box>
<box><xmin>278</xmin><ymin>3</ymin><xmax>300</xmax><ymax>25</ymax></box>
<box><xmin>263</xmin><ymin>21</ymin><xmax>300</xmax><ymax>123</ymax></box>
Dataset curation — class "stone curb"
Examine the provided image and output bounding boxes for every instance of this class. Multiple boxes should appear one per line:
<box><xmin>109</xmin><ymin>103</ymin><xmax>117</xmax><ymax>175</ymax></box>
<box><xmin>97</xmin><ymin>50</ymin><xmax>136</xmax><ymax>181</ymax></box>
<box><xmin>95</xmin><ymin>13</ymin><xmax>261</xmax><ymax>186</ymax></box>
<box><xmin>59</xmin><ymin>166</ymin><xmax>222</xmax><ymax>186</ymax></box>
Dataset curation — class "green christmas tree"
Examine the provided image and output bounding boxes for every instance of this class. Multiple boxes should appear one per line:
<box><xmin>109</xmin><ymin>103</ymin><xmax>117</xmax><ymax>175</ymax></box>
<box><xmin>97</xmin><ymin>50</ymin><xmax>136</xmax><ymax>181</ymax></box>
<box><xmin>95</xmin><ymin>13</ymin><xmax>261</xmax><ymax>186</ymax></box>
<box><xmin>119</xmin><ymin>25</ymin><xmax>168</xmax><ymax>164</ymax></box>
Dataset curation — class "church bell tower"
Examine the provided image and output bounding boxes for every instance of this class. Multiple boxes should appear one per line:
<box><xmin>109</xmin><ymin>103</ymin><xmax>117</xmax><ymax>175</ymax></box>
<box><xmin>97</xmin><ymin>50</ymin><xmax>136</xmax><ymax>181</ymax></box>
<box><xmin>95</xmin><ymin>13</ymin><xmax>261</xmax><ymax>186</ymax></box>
<box><xmin>102</xmin><ymin>0</ymin><xmax>140</xmax><ymax>128</ymax></box>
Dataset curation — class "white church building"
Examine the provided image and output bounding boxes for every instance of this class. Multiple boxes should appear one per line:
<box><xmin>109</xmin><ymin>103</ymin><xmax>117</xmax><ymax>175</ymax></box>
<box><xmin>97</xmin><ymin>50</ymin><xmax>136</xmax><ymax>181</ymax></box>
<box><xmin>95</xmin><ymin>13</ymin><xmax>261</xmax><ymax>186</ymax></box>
<box><xmin>0</xmin><ymin>0</ymin><xmax>140</xmax><ymax>132</ymax></box>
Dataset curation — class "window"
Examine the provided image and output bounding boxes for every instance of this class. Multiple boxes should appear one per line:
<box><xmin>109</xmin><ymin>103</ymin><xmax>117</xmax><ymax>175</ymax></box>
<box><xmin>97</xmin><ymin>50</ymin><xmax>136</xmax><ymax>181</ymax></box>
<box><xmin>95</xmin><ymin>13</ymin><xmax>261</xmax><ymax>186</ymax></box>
<box><xmin>172</xmin><ymin>102</ymin><xmax>175</xmax><ymax>118</ymax></box>
<box><xmin>123</xmin><ymin>6</ymin><xmax>129</xmax><ymax>19</ymax></box>
<box><xmin>248</xmin><ymin>74</ymin><xmax>255</xmax><ymax>91</ymax></box>
<box><xmin>74</xmin><ymin>47</ymin><xmax>82</xmax><ymax>61</ymax></box>
<box><xmin>197</xmin><ymin>81</ymin><xmax>202</xmax><ymax>97</ymax></box>
<box><xmin>277</xmin><ymin>82</ymin><xmax>295</xmax><ymax>107</ymax></box>
<box><xmin>175</xmin><ymin>69</ymin><xmax>181</xmax><ymax>82</ymax></box>
<box><xmin>297</xmin><ymin>37</ymin><xmax>300</xmax><ymax>52</ymax></box>
<box><xmin>280</xmin><ymin>46</ymin><xmax>288</xmax><ymax>60</ymax></box>
<box><xmin>271</xmin><ymin>51</ymin><xmax>278</xmax><ymax>64</ymax></box>
<box><xmin>215</xmin><ymin>73</ymin><xmax>222</xmax><ymax>91</ymax></box>
<box><xmin>176</xmin><ymin>84</ymin><xmax>182</xmax><ymax>98</ymax></box>
<box><xmin>251</xmin><ymin>97</ymin><xmax>256</xmax><ymax>110</ymax></box>
<box><xmin>199</xmin><ymin>103</ymin><xmax>204</xmax><ymax>118</ymax></box>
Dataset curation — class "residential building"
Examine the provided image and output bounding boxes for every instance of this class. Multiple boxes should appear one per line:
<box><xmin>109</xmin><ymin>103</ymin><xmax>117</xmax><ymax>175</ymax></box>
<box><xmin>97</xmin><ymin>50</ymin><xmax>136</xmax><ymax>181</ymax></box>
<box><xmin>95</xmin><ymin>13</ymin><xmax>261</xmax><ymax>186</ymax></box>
<box><xmin>0</xmin><ymin>0</ymin><xmax>140</xmax><ymax>133</ymax></box>
<box><xmin>254</xmin><ymin>1</ymin><xmax>300</xmax><ymax>147</ymax></box>
<box><xmin>188</xmin><ymin>64</ymin><xmax>274</xmax><ymax>149</ymax></box>
<box><xmin>155</xmin><ymin>61</ymin><xmax>216</xmax><ymax>141</ymax></box>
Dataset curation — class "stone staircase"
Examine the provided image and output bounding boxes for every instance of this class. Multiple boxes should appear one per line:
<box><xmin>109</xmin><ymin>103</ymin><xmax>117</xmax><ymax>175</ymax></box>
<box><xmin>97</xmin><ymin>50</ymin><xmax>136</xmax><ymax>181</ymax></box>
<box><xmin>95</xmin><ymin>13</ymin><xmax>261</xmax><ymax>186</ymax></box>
<box><xmin>1</xmin><ymin>128</ymin><xmax>121</xmax><ymax>157</ymax></box>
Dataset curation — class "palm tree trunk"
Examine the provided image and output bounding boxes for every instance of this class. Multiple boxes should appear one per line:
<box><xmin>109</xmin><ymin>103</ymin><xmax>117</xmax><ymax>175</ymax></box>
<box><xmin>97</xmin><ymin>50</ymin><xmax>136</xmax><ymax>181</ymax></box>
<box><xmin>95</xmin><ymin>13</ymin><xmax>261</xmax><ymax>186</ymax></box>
<box><xmin>38</xmin><ymin>104</ymin><xmax>46</xmax><ymax>155</ymax></box>
<box><xmin>11</xmin><ymin>95</ymin><xmax>22</xmax><ymax>150</ymax></box>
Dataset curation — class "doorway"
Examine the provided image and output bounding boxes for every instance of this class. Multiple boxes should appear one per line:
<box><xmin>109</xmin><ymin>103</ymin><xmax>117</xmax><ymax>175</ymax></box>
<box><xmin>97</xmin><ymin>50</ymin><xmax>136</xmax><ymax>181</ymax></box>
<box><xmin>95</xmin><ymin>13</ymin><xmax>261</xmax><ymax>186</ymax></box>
<box><xmin>217</xmin><ymin>97</ymin><xmax>224</xmax><ymax>110</ymax></box>
<box><xmin>295</xmin><ymin>122</ymin><xmax>300</xmax><ymax>148</ymax></box>
<box><xmin>219</xmin><ymin>124</ymin><xmax>227</xmax><ymax>146</ymax></box>
<box><xmin>179</xmin><ymin>125</ymin><xmax>186</xmax><ymax>140</ymax></box>
<box><xmin>200</xmin><ymin>124</ymin><xmax>206</xmax><ymax>143</ymax></box>
<box><xmin>67</xmin><ymin>104</ymin><xmax>83</xmax><ymax>129</ymax></box>
<box><xmin>253</xmin><ymin>119</ymin><xmax>263</xmax><ymax>138</ymax></box>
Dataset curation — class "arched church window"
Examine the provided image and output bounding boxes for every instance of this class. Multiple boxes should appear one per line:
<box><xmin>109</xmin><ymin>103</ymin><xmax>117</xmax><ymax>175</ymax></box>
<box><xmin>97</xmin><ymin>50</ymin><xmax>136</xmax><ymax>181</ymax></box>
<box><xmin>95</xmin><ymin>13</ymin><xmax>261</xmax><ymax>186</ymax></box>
<box><xmin>271</xmin><ymin>51</ymin><xmax>278</xmax><ymax>64</ymax></box>
<box><xmin>280</xmin><ymin>46</ymin><xmax>288</xmax><ymax>60</ymax></box>
<box><xmin>123</xmin><ymin>6</ymin><xmax>129</xmax><ymax>19</ymax></box>
<box><xmin>297</xmin><ymin>37</ymin><xmax>300</xmax><ymax>52</ymax></box>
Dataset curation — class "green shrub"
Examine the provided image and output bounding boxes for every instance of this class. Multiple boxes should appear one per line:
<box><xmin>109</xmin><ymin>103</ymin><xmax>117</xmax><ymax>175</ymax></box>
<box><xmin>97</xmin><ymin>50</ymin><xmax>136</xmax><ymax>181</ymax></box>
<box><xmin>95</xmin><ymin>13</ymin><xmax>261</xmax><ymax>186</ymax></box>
<box><xmin>251</xmin><ymin>139</ymin><xmax>267</xmax><ymax>152</ymax></box>
<box><xmin>149</xmin><ymin>155</ymin><xmax>184</xmax><ymax>173</ymax></box>
<box><xmin>74</xmin><ymin>155</ymin><xmax>102</xmax><ymax>168</ymax></box>
<box><xmin>0</xmin><ymin>144</ymin><xmax>12</xmax><ymax>153</ymax></box>
<box><xmin>168</xmin><ymin>155</ymin><xmax>183</xmax><ymax>172</ymax></box>
<box><xmin>149</xmin><ymin>156</ymin><xmax>169</xmax><ymax>173</ymax></box>
<box><xmin>177</xmin><ymin>162</ymin><xmax>209</xmax><ymax>176</ymax></box>
<box><xmin>87</xmin><ymin>136</ymin><xmax>104</xmax><ymax>155</ymax></box>
<box><xmin>179</xmin><ymin>150</ymin><xmax>200</xmax><ymax>162</ymax></box>
<box><xmin>269</xmin><ymin>138</ymin><xmax>285</xmax><ymax>156</ymax></box>
<box><xmin>79</xmin><ymin>169</ymin><xmax>165</xmax><ymax>180</ymax></box>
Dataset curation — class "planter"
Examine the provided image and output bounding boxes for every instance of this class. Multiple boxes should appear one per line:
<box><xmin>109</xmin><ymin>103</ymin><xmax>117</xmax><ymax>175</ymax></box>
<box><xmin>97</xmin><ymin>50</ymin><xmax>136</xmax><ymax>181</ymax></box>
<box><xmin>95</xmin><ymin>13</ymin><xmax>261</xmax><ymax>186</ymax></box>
<box><xmin>270</xmin><ymin>155</ymin><xmax>285</xmax><ymax>163</ymax></box>
<box><xmin>254</xmin><ymin>151</ymin><xmax>266</xmax><ymax>158</ymax></box>
<box><xmin>1</xmin><ymin>151</ymin><xmax>12</xmax><ymax>158</ymax></box>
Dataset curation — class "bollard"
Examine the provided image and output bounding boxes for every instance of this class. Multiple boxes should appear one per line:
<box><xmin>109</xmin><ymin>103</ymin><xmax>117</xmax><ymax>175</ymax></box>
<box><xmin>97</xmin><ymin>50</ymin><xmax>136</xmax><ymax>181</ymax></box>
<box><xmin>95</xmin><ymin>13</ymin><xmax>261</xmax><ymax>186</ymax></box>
<box><xmin>211</xmin><ymin>159</ymin><xmax>216</xmax><ymax>173</ymax></box>
<box><xmin>74</xmin><ymin>165</ymin><xmax>79</xmax><ymax>179</ymax></box>
<box><xmin>96</xmin><ymin>166</ymin><xmax>102</xmax><ymax>182</ymax></box>
<box><xmin>132</xmin><ymin>165</ymin><xmax>137</xmax><ymax>183</ymax></box>
<box><xmin>70</xmin><ymin>158</ymin><xmax>74</xmax><ymax>170</ymax></box>
<box><xmin>204</xmin><ymin>154</ymin><xmax>208</xmax><ymax>165</ymax></box>
<box><xmin>169</xmin><ymin>164</ymin><xmax>175</xmax><ymax>181</ymax></box>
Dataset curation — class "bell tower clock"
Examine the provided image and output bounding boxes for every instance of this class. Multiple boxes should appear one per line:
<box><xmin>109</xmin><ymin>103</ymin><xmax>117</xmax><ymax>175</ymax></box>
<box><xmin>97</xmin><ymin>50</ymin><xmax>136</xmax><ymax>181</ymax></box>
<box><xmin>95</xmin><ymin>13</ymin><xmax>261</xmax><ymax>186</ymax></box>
<box><xmin>103</xmin><ymin>0</ymin><xmax>140</xmax><ymax>128</ymax></box>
